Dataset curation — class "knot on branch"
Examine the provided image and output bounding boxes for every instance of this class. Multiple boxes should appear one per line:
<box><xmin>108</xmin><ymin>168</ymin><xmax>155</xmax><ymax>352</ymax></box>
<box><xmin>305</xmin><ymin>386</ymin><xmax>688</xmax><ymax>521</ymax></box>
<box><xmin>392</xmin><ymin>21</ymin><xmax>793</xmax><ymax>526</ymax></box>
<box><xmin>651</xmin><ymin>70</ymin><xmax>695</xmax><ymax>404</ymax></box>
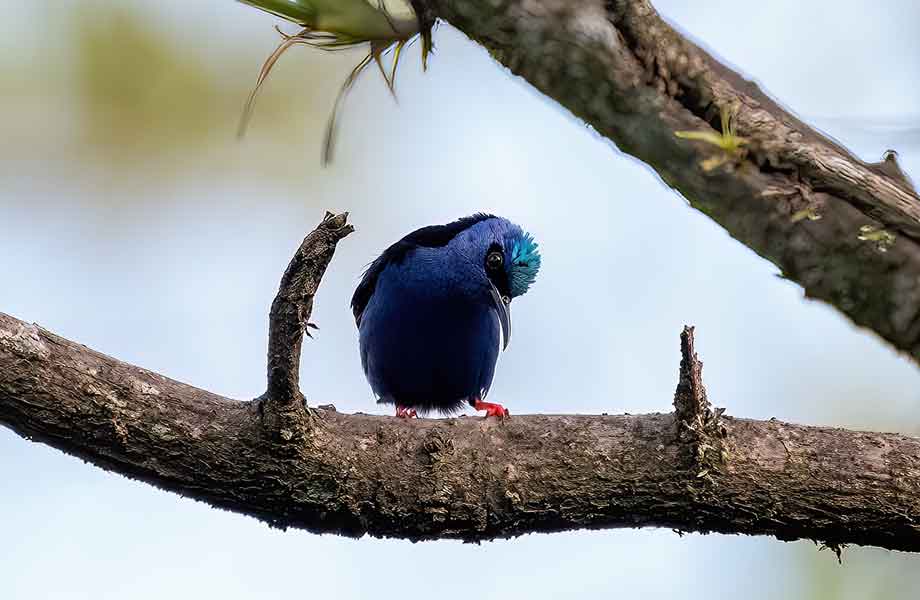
<box><xmin>422</xmin><ymin>429</ymin><xmax>455</xmax><ymax>466</ymax></box>
<box><xmin>868</xmin><ymin>150</ymin><xmax>917</xmax><ymax>196</ymax></box>
<box><xmin>261</xmin><ymin>211</ymin><xmax>354</xmax><ymax>440</ymax></box>
<box><xmin>673</xmin><ymin>326</ymin><xmax>726</xmax><ymax>479</ymax></box>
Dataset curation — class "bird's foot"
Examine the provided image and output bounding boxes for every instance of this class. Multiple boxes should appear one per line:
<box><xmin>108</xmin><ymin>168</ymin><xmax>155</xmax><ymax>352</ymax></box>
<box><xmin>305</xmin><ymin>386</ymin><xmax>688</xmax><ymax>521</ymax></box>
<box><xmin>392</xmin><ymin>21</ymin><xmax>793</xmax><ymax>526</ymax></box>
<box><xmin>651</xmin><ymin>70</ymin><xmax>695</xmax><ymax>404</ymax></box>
<box><xmin>395</xmin><ymin>405</ymin><xmax>418</xmax><ymax>419</ymax></box>
<box><xmin>473</xmin><ymin>399</ymin><xmax>510</xmax><ymax>418</ymax></box>
<box><xmin>305</xmin><ymin>322</ymin><xmax>319</xmax><ymax>338</ymax></box>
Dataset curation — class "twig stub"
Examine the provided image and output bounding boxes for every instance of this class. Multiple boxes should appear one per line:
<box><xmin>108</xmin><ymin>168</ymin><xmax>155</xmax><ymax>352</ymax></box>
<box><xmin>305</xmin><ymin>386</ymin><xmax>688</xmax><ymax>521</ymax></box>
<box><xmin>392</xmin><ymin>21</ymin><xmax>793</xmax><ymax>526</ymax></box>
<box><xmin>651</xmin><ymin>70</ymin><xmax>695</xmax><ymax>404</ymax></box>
<box><xmin>262</xmin><ymin>211</ymin><xmax>354</xmax><ymax>436</ymax></box>
<box><xmin>673</xmin><ymin>326</ymin><xmax>726</xmax><ymax>477</ymax></box>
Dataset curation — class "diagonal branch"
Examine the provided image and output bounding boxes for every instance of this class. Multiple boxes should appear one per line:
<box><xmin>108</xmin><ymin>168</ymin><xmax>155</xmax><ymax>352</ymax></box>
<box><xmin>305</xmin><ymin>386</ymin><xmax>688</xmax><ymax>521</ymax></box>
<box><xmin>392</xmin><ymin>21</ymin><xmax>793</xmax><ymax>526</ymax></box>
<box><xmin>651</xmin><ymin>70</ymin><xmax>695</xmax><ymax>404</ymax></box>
<box><xmin>260</xmin><ymin>211</ymin><xmax>353</xmax><ymax>437</ymax></box>
<box><xmin>1</xmin><ymin>220</ymin><xmax>919</xmax><ymax>550</ymax></box>
<box><xmin>407</xmin><ymin>0</ymin><xmax>920</xmax><ymax>363</ymax></box>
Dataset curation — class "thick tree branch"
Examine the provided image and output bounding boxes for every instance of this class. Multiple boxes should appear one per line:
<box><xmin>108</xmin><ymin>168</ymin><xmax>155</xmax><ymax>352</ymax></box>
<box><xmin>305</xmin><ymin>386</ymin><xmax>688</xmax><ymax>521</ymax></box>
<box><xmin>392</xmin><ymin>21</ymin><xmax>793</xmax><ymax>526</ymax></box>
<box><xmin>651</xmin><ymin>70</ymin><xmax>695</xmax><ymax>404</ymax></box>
<box><xmin>408</xmin><ymin>0</ymin><xmax>920</xmax><ymax>363</ymax></box>
<box><xmin>2</xmin><ymin>249</ymin><xmax>919</xmax><ymax>550</ymax></box>
<box><xmin>260</xmin><ymin>211</ymin><xmax>353</xmax><ymax>437</ymax></box>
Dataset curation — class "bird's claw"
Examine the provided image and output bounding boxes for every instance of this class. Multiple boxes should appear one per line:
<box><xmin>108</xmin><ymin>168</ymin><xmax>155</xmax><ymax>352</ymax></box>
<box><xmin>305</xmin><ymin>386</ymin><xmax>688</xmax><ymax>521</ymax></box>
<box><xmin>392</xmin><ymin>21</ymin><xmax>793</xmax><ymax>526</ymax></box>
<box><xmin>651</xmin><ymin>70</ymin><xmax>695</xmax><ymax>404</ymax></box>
<box><xmin>473</xmin><ymin>399</ymin><xmax>510</xmax><ymax>418</ymax></box>
<box><xmin>395</xmin><ymin>406</ymin><xmax>418</xmax><ymax>419</ymax></box>
<box><xmin>305</xmin><ymin>322</ymin><xmax>319</xmax><ymax>338</ymax></box>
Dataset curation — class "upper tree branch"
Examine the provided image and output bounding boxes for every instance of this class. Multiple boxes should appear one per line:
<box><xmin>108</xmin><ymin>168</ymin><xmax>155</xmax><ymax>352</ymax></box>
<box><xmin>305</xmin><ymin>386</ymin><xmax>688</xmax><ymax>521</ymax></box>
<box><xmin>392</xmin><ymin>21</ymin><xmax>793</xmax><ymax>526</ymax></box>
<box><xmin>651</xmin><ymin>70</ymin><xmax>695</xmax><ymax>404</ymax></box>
<box><xmin>413</xmin><ymin>0</ymin><xmax>920</xmax><ymax>363</ymax></box>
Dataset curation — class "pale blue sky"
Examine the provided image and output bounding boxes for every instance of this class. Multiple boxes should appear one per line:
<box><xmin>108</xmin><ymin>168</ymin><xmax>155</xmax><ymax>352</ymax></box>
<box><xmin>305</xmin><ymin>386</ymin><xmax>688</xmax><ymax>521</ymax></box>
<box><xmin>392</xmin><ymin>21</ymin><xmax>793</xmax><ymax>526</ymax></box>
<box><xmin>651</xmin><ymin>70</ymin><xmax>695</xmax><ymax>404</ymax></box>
<box><xmin>1</xmin><ymin>1</ymin><xmax>919</xmax><ymax>598</ymax></box>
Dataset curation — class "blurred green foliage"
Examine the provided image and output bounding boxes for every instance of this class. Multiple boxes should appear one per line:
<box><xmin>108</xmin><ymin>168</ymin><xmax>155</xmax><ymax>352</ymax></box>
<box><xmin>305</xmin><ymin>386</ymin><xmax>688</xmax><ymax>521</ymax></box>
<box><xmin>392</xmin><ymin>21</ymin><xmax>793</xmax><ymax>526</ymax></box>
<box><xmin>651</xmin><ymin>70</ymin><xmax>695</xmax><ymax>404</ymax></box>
<box><xmin>0</xmin><ymin>3</ymin><xmax>362</xmax><ymax>168</ymax></box>
<box><xmin>72</xmin><ymin>8</ymin><xmax>221</xmax><ymax>150</ymax></box>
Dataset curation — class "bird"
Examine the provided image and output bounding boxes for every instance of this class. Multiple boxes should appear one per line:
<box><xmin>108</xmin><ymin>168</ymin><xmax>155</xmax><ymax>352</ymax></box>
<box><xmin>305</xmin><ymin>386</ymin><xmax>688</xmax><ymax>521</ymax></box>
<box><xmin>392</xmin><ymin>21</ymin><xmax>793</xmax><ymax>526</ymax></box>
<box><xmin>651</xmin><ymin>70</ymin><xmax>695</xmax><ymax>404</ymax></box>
<box><xmin>351</xmin><ymin>214</ymin><xmax>541</xmax><ymax>418</ymax></box>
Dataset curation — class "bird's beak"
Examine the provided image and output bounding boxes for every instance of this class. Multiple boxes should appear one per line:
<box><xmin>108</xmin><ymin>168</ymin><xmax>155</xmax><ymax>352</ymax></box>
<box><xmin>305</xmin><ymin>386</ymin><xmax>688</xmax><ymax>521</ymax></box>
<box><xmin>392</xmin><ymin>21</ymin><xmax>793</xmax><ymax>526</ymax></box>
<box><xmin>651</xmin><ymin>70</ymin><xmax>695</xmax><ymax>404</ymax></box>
<box><xmin>489</xmin><ymin>282</ymin><xmax>512</xmax><ymax>350</ymax></box>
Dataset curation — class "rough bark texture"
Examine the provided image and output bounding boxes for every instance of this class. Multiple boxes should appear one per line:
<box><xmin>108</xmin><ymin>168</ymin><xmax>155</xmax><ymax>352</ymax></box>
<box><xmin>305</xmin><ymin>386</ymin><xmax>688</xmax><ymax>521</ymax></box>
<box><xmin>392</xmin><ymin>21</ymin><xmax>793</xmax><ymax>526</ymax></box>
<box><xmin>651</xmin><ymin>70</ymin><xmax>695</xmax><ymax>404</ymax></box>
<box><xmin>2</xmin><ymin>309</ymin><xmax>920</xmax><ymax>550</ymax></box>
<box><xmin>260</xmin><ymin>211</ymin><xmax>353</xmax><ymax>438</ymax></box>
<box><xmin>414</xmin><ymin>0</ymin><xmax>920</xmax><ymax>363</ymax></box>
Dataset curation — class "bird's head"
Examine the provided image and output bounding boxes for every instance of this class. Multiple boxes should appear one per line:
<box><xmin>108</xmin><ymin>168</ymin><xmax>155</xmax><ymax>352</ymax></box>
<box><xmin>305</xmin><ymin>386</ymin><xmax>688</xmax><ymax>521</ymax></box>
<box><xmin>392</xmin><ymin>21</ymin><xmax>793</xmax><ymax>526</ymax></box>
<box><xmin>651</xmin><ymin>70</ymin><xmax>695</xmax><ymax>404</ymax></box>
<box><xmin>446</xmin><ymin>215</ymin><xmax>541</xmax><ymax>300</ymax></box>
<box><xmin>475</xmin><ymin>223</ymin><xmax>542</xmax><ymax>302</ymax></box>
<box><xmin>452</xmin><ymin>216</ymin><xmax>541</xmax><ymax>349</ymax></box>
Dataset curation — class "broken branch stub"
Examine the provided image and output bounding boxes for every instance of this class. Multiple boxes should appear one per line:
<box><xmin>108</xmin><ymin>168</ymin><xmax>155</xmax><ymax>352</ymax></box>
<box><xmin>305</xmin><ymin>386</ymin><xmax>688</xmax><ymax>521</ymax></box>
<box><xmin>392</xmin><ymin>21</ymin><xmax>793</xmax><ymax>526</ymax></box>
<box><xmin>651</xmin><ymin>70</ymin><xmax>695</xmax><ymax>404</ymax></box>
<box><xmin>673</xmin><ymin>326</ymin><xmax>726</xmax><ymax>478</ymax></box>
<box><xmin>261</xmin><ymin>211</ymin><xmax>354</xmax><ymax>438</ymax></box>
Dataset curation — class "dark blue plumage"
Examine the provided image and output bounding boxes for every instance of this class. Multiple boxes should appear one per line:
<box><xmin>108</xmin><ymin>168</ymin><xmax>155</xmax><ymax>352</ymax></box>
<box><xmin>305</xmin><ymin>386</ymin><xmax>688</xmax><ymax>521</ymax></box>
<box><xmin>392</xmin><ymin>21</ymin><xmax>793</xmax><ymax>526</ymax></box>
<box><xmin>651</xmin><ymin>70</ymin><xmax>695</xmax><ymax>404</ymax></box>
<box><xmin>351</xmin><ymin>214</ymin><xmax>541</xmax><ymax>416</ymax></box>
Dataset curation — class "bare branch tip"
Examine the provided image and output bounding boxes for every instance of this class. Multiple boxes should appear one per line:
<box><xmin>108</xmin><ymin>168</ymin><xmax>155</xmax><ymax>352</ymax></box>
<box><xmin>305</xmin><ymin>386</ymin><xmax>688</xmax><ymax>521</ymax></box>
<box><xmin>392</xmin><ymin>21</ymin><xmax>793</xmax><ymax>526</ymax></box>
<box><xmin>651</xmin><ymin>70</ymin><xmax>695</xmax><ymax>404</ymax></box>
<box><xmin>262</xmin><ymin>210</ymin><xmax>354</xmax><ymax>430</ymax></box>
<box><xmin>320</xmin><ymin>210</ymin><xmax>354</xmax><ymax>234</ymax></box>
<box><xmin>673</xmin><ymin>325</ymin><xmax>728</xmax><ymax>474</ymax></box>
<box><xmin>680</xmin><ymin>325</ymin><xmax>696</xmax><ymax>359</ymax></box>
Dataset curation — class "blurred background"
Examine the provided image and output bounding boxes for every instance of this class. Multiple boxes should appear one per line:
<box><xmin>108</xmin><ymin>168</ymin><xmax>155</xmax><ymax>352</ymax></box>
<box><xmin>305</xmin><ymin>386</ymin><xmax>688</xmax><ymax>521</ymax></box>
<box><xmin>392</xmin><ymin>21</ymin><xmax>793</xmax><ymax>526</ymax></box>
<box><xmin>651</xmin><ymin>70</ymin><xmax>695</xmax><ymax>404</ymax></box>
<box><xmin>1</xmin><ymin>0</ymin><xmax>919</xmax><ymax>598</ymax></box>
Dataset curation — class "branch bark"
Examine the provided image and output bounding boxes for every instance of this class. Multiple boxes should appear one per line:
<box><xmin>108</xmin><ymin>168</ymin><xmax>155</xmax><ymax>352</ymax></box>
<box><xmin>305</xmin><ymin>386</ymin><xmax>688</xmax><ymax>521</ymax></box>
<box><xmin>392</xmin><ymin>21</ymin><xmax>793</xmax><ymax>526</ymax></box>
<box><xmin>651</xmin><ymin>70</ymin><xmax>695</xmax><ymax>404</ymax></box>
<box><xmin>409</xmin><ymin>0</ymin><xmax>920</xmax><ymax>364</ymax></box>
<box><xmin>260</xmin><ymin>211</ymin><xmax>353</xmax><ymax>438</ymax></box>
<box><xmin>1</xmin><ymin>227</ymin><xmax>919</xmax><ymax>550</ymax></box>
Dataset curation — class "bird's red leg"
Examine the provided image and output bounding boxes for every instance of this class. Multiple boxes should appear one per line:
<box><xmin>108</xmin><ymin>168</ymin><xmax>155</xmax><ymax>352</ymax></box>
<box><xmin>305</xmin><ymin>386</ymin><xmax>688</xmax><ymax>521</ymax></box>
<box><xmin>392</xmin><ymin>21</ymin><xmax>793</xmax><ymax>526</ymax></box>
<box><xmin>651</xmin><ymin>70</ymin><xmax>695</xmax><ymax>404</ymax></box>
<box><xmin>473</xmin><ymin>399</ymin><xmax>510</xmax><ymax>418</ymax></box>
<box><xmin>395</xmin><ymin>405</ymin><xmax>417</xmax><ymax>418</ymax></box>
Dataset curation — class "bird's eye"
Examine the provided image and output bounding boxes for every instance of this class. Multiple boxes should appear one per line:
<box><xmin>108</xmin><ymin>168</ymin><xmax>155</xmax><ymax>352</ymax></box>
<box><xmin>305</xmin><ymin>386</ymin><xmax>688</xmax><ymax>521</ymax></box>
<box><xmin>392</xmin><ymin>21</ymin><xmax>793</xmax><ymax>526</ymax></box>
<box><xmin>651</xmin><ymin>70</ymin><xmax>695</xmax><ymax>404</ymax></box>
<box><xmin>486</xmin><ymin>251</ymin><xmax>504</xmax><ymax>271</ymax></box>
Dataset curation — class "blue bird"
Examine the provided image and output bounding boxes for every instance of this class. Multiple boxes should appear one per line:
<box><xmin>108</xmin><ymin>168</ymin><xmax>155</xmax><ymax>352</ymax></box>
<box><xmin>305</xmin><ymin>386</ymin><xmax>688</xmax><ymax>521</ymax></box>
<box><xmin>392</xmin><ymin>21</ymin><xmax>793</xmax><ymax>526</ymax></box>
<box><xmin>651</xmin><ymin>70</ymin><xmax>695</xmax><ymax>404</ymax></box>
<box><xmin>351</xmin><ymin>214</ymin><xmax>541</xmax><ymax>418</ymax></box>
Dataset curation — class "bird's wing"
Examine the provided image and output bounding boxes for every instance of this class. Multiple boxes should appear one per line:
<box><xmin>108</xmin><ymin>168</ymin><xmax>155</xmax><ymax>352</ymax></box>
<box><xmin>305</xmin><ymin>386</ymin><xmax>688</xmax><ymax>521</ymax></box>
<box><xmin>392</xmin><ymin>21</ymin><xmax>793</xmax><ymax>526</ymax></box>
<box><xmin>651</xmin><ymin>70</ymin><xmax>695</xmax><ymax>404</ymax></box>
<box><xmin>351</xmin><ymin>214</ymin><xmax>498</xmax><ymax>326</ymax></box>
<box><xmin>351</xmin><ymin>252</ymin><xmax>391</xmax><ymax>326</ymax></box>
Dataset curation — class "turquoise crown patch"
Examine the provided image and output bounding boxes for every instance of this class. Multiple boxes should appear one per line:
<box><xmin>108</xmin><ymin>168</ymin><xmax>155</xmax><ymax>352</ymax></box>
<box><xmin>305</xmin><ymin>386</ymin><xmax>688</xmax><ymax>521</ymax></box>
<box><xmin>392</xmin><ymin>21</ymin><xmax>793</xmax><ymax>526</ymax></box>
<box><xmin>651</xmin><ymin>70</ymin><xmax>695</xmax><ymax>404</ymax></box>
<box><xmin>508</xmin><ymin>233</ymin><xmax>541</xmax><ymax>297</ymax></box>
